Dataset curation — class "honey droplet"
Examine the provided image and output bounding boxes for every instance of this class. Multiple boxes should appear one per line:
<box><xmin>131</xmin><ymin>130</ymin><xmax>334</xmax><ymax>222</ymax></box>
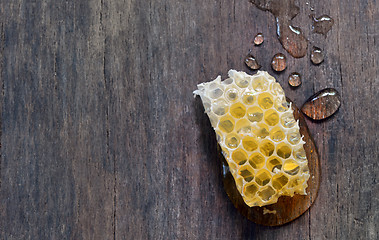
<box><xmin>245</xmin><ymin>54</ymin><xmax>261</xmax><ymax>70</ymax></box>
<box><xmin>301</xmin><ymin>88</ymin><xmax>341</xmax><ymax>120</ymax></box>
<box><xmin>311</xmin><ymin>14</ymin><xmax>334</xmax><ymax>36</ymax></box>
<box><xmin>278</xmin><ymin>24</ymin><xmax>308</xmax><ymax>58</ymax></box>
<box><xmin>310</xmin><ymin>47</ymin><xmax>324</xmax><ymax>65</ymax></box>
<box><xmin>271</xmin><ymin>53</ymin><xmax>287</xmax><ymax>72</ymax></box>
<box><xmin>288</xmin><ymin>72</ymin><xmax>301</xmax><ymax>87</ymax></box>
<box><xmin>253</xmin><ymin>33</ymin><xmax>264</xmax><ymax>45</ymax></box>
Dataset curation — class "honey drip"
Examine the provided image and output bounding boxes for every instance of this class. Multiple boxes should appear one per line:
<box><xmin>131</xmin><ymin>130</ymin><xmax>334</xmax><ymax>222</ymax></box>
<box><xmin>249</xmin><ymin>0</ymin><xmax>308</xmax><ymax>58</ymax></box>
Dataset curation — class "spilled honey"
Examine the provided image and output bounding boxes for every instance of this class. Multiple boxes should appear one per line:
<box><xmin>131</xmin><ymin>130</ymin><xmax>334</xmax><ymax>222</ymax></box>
<box><xmin>249</xmin><ymin>0</ymin><xmax>308</xmax><ymax>58</ymax></box>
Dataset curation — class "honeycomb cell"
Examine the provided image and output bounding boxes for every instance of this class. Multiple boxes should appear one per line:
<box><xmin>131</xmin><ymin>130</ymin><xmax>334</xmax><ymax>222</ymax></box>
<box><xmin>258</xmin><ymin>186</ymin><xmax>276</xmax><ymax>201</ymax></box>
<box><xmin>272</xmin><ymin>174</ymin><xmax>289</xmax><ymax>190</ymax></box>
<box><xmin>213</xmin><ymin>99</ymin><xmax>229</xmax><ymax>116</ymax></box>
<box><xmin>255</xmin><ymin>169</ymin><xmax>271</xmax><ymax>186</ymax></box>
<box><xmin>264</xmin><ymin>109</ymin><xmax>279</xmax><ymax>126</ymax></box>
<box><xmin>222</xmin><ymin>148</ymin><xmax>229</xmax><ymax>158</ymax></box>
<box><xmin>231</xmin><ymin>148</ymin><xmax>248</xmax><ymax>165</ymax></box>
<box><xmin>280</xmin><ymin>112</ymin><xmax>296</xmax><ymax>128</ymax></box>
<box><xmin>228</xmin><ymin>161</ymin><xmax>237</xmax><ymax>175</ymax></box>
<box><xmin>225</xmin><ymin>133</ymin><xmax>240</xmax><ymax>149</ymax></box>
<box><xmin>270</xmin><ymin>82</ymin><xmax>284</xmax><ymax>96</ymax></box>
<box><xmin>222</xmin><ymin>78</ymin><xmax>234</xmax><ymax>85</ymax></box>
<box><xmin>266</xmin><ymin>156</ymin><xmax>282</xmax><ymax>173</ymax></box>
<box><xmin>218</xmin><ymin>115</ymin><xmax>235</xmax><ymax>133</ymax></box>
<box><xmin>210</xmin><ymin>88</ymin><xmax>223</xmax><ymax>99</ymax></box>
<box><xmin>209</xmin><ymin>83</ymin><xmax>224</xmax><ymax>99</ymax></box>
<box><xmin>202</xmin><ymin>96</ymin><xmax>212</xmax><ymax>113</ymax></box>
<box><xmin>247</xmin><ymin>106</ymin><xmax>263</xmax><ymax>122</ymax></box>
<box><xmin>235</xmin><ymin>76</ymin><xmax>250</xmax><ymax>88</ymax></box>
<box><xmin>258</xmin><ymin>92</ymin><xmax>274</xmax><ymax>109</ymax></box>
<box><xmin>208</xmin><ymin>112</ymin><xmax>218</xmax><ymax>128</ymax></box>
<box><xmin>209</xmin><ymin>82</ymin><xmax>219</xmax><ymax>89</ymax></box>
<box><xmin>242</xmin><ymin>92</ymin><xmax>255</xmax><ymax>105</ymax></box>
<box><xmin>238</xmin><ymin>165</ymin><xmax>255</xmax><ymax>182</ymax></box>
<box><xmin>243</xmin><ymin>182</ymin><xmax>259</xmax><ymax>198</ymax></box>
<box><xmin>215</xmin><ymin>130</ymin><xmax>223</xmax><ymax>143</ymax></box>
<box><xmin>242</xmin><ymin>136</ymin><xmax>258</xmax><ymax>151</ymax></box>
<box><xmin>269</xmin><ymin>126</ymin><xmax>285</xmax><ymax>142</ymax></box>
<box><xmin>251</xmin><ymin>76</ymin><xmax>269</xmax><ymax>91</ymax></box>
<box><xmin>259</xmin><ymin>140</ymin><xmax>275</xmax><ymax>156</ymax></box>
<box><xmin>288</xmin><ymin>177</ymin><xmax>305</xmax><ymax>188</ymax></box>
<box><xmin>228</xmin><ymin>160</ymin><xmax>237</xmax><ymax>168</ymax></box>
<box><xmin>301</xmin><ymin>165</ymin><xmax>310</xmax><ymax>174</ymax></box>
<box><xmin>293</xmin><ymin>146</ymin><xmax>307</xmax><ymax>162</ymax></box>
<box><xmin>287</xmin><ymin>128</ymin><xmax>301</xmax><ymax>144</ymax></box>
<box><xmin>266</xmin><ymin>74</ymin><xmax>276</xmax><ymax>82</ymax></box>
<box><xmin>274</xmin><ymin>96</ymin><xmax>290</xmax><ymax>112</ymax></box>
<box><xmin>235</xmin><ymin>119</ymin><xmax>252</xmax><ymax>134</ymax></box>
<box><xmin>230</xmin><ymin>102</ymin><xmax>246</xmax><ymax>118</ymax></box>
<box><xmin>276</xmin><ymin>143</ymin><xmax>292</xmax><ymax>159</ymax></box>
<box><xmin>249</xmin><ymin>152</ymin><xmax>265</xmax><ymax>169</ymax></box>
<box><xmin>253</xmin><ymin>123</ymin><xmax>270</xmax><ymax>139</ymax></box>
<box><xmin>283</xmin><ymin>159</ymin><xmax>300</xmax><ymax>175</ymax></box>
<box><xmin>225</xmin><ymin>88</ymin><xmax>239</xmax><ymax>102</ymax></box>
<box><xmin>235</xmin><ymin>177</ymin><xmax>244</xmax><ymax>192</ymax></box>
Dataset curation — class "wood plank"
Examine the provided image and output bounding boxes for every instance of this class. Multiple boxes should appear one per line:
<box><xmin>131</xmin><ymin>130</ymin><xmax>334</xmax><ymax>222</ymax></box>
<box><xmin>306</xmin><ymin>0</ymin><xmax>379</xmax><ymax>239</ymax></box>
<box><xmin>0</xmin><ymin>0</ymin><xmax>114</xmax><ymax>239</ymax></box>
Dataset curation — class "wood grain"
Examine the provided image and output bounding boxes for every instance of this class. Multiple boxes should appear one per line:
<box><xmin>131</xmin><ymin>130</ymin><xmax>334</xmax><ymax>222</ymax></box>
<box><xmin>0</xmin><ymin>0</ymin><xmax>378</xmax><ymax>239</ymax></box>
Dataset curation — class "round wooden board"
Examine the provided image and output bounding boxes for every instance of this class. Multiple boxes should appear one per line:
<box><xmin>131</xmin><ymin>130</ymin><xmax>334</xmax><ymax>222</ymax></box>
<box><xmin>220</xmin><ymin>98</ymin><xmax>320</xmax><ymax>226</ymax></box>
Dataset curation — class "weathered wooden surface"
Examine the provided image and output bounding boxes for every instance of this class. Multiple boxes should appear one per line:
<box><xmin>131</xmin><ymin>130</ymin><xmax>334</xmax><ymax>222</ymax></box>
<box><xmin>0</xmin><ymin>0</ymin><xmax>377</xmax><ymax>239</ymax></box>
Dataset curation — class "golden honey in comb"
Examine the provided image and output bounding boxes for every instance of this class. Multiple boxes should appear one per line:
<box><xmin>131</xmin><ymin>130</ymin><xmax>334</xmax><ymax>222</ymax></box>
<box><xmin>194</xmin><ymin>70</ymin><xmax>310</xmax><ymax>207</ymax></box>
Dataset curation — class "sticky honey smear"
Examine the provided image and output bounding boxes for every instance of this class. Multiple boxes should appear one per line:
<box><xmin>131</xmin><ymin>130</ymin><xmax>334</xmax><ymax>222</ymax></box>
<box><xmin>194</xmin><ymin>70</ymin><xmax>310</xmax><ymax>207</ymax></box>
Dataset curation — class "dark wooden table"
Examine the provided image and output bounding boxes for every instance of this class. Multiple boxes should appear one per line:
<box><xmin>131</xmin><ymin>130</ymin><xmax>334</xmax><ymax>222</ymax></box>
<box><xmin>0</xmin><ymin>0</ymin><xmax>378</xmax><ymax>239</ymax></box>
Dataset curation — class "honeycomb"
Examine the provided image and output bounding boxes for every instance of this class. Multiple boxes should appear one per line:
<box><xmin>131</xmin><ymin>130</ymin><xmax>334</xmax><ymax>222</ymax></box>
<box><xmin>194</xmin><ymin>70</ymin><xmax>310</xmax><ymax>207</ymax></box>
